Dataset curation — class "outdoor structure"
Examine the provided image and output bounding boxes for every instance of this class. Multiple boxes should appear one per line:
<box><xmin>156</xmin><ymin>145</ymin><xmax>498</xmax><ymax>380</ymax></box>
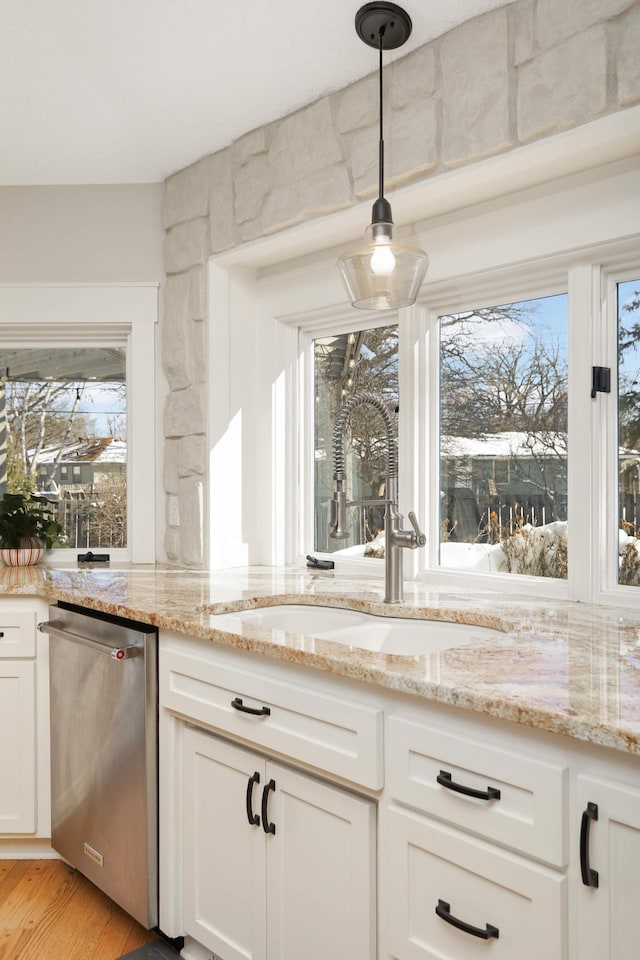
<box><xmin>441</xmin><ymin>431</ymin><xmax>568</xmax><ymax>542</ymax></box>
<box><xmin>33</xmin><ymin>437</ymin><xmax>127</xmax><ymax>549</ymax></box>
<box><xmin>34</xmin><ymin>437</ymin><xmax>126</xmax><ymax>497</ymax></box>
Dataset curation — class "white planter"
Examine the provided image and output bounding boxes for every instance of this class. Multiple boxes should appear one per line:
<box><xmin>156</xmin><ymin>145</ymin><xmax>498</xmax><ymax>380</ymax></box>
<box><xmin>0</xmin><ymin>539</ymin><xmax>44</xmax><ymax>567</ymax></box>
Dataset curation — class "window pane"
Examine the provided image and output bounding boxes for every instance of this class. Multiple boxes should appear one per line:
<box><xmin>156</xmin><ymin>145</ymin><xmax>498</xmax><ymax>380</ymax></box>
<box><xmin>314</xmin><ymin>324</ymin><xmax>398</xmax><ymax>556</ymax></box>
<box><xmin>618</xmin><ymin>279</ymin><xmax>640</xmax><ymax>587</ymax></box>
<box><xmin>0</xmin><ymin>348</ymin><xmax>127</xmax><ymax>549</ymax></box>
<box><xmin>439</xmin><ymin>294</ymin><xmax>568</xmax><ymax>578</ymax></box>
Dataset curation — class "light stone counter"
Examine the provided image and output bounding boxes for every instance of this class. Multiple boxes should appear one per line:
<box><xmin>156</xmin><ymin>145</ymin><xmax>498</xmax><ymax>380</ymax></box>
<box><xmin>4</xmin><ymin>562</ymin><xmax>640</xmax><ymax>756</ymax></box>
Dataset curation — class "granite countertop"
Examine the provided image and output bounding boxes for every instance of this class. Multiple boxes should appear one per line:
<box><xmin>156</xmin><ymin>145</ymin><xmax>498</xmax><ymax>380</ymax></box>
<box><xmin>3</xmin><ymin>562</ymin><xmax>640</xmax><ymax>756</ymax></box>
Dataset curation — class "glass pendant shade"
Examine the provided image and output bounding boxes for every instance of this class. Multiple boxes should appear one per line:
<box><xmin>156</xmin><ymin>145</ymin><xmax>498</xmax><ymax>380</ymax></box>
<box><xmin>338</xmin><ymin>220</ymin><xmax>429</xmax><ymax>310</ymax></box>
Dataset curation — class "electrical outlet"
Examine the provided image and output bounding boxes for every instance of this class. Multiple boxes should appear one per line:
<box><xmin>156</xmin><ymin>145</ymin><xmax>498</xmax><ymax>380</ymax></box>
<box><xmin>169</xmin><ymin>495</ymin><xmax>180</xmax><ymax>527</ymax></box>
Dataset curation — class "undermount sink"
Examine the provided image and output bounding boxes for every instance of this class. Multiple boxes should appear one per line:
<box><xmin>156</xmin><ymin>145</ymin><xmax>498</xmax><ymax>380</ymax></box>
<box><xmin>210</xmin><ymin>604</ymin><xmax>503</xmax><ymax>656</ymax></box>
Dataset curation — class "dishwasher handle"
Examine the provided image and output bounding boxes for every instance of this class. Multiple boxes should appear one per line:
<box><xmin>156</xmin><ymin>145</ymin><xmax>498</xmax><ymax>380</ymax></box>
<box><xmin>38</xmin><ymin>621</ymin><xmax>143</xmax><ymax>660</ymax></box>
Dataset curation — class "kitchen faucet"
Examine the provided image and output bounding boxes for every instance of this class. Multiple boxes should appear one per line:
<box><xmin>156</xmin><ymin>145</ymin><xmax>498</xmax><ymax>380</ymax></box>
<box><xmin>329</xmin><ymin>390</ymin><xmax>425</xmax><ymax>604</ymax></box>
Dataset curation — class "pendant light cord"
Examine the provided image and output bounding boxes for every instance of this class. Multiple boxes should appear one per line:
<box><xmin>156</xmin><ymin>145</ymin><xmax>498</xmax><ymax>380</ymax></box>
<box><xmin>378</xmin><ymin>26</ymin><xmax>385</xmax><ymax>203</ymax></box>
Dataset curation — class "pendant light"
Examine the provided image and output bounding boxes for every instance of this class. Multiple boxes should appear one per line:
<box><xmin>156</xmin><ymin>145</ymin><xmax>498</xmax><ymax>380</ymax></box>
<box><xmin>337</xmin><ymin>2</ymin><xmax>428</xmax><ymax>310</ymax></box>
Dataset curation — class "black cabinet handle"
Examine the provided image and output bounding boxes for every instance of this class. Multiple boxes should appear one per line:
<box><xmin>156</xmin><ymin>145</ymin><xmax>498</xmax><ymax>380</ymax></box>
<box><xmin>437</xmin><ymin>769</ymin><xmax>501</xmax><ymax>801</ymax></box>
<box><xmin>580</xmin><ymin>801</ymin><xmax>599</xmax><ymax>888</ymax></box>
<box><xmin>435</xmin><ymin>899</ymin><xmax>499</xmax><ymax>940</ymax></box>
<box><xmin>231</xmin><ymin>697</ymin><xmax>271</xmax><ymax>717</ymax></box>
<box><xmin>246</xmin><ymin>771</ymin><xmax>261</xmax><ymax>826</ymax></box>
<box><xmin>261</xmin><ymin>779</ymin><xmax>276</xmax><ymax>835</ymax></box>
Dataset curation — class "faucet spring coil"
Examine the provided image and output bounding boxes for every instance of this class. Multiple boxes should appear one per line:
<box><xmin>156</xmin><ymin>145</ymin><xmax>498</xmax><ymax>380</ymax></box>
<box><xmin>332</xmin><ymin>391</ymin><xmax>398</xmax><ymax>479</ymax></box>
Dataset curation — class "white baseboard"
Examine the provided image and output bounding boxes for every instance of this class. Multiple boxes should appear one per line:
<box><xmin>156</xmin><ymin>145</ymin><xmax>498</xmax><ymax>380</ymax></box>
<box><xmin>0</xmin><ymin>838</ymin><xmax>58</xmax><ymax>859</ymax></box>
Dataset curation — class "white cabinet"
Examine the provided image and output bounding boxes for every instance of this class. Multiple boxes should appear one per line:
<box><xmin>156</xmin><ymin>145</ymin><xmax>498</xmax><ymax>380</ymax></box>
<box><xmin>0</xmin><ymin>606</ymin><xmax>37</xmax><ymax>657</ymax></box>
<box><xmin>161</xmin><ymin>643</ymin><xmax>383</xmax><ymax>788</ymax></box>
<box><xmin>0</xmin><ymin>660</ymin><xmax>36</xmax><ymax>833</ymax></box>
<box><xmin>384</xmin><ymin>803</ymin><xmax>566</xmax><ymax>960</ymax></box>
<box><xmin>573</xmin><ymin>774</ymin><xmax>640</xmax><ymax>960</ymax></box>
<box><xmin>160</xmin><ymin>628</ymin><xmax>640</xmax><ymax>960</ymax></box>
<box><xmin>386</xmin><ymin>716</ymin><xmax>567</xmax><ymax>867</ymax></box>
<box><xmin>0</xmin><ymin>599</ymin><xmax>49</xmax><ymax>839</ymax></box>
<box><xmin>182</xmin><ymin>725</ymin><xmax>376</xmax><ymax>960</ymax></box>
<box><xmin>381</xmin><ymin>713</ymin><xmax>568</xmax><ymax>960</ymax></box>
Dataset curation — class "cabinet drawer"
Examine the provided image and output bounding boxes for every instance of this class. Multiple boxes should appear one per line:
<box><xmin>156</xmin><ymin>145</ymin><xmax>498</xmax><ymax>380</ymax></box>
<box><xmin>161</xmin><ymin>648</ymin><xmax>383</xmax><ymax>789</ymax></box>
<box><xmin>387</xmin><ymin>716</ymin><xmax>567</xmax><ymax>866</ymax></box>
<box><xmin>0</xmin><ymin>608</ymin><xmax>37</xmax><ymax>658</ymax></box>
<box><xmin>384</xmin><ymin>804</ymin><xmax>566</xmax><ymax>960</ymax></box>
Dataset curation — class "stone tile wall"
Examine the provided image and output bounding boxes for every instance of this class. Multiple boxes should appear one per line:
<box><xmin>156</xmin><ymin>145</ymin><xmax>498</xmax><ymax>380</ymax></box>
<box><xmin>161</xmin><ymin>0</ymin><xmax>640</xmax><ymax>566</ymax></box>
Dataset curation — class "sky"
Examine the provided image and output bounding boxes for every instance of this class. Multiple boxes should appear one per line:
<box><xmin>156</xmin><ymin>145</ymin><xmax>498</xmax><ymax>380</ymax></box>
<box><xmin>7</xmin><ymin>380</ymin><xmax>126</xmax><ymax>440</ymax></box>
<box><xmin>62</xmin><ymin>383</ymin><xmax>126</xmax><ymax>437</ymax></box>
<box><xmin>619</xmin><ymin>278</ymin><xmax>640</xmax><ymax>381</ymax></box>
<box><xmin>441</xmin><ymin>292</ymin><xmax>569</xmax><ymax>358</ymax></box>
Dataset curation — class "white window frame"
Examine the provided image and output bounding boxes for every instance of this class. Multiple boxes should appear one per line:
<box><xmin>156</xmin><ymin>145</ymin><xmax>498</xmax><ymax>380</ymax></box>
<box><xmin>0</xmin><ymin>284</ymin><xmax>157</xmax><ymax>563</ymax></box>
<box><xmin>595</xmin><ymin>262</ymin><xmax>640</xmax><ymax>606</ymax></box>
<box><xmin>297</xmin><ymin>306</ymin><xmax>407</xmax><ymax>578</ymax></box>
<box><xmin>416</xmin><ymin>263</ymin><xmax>572</xmax><ymax>600</ymax></box>
<box><xmin>280</xmin><ymin>240</ymin><xmax>640</xmax><ymax>606</ymax></box>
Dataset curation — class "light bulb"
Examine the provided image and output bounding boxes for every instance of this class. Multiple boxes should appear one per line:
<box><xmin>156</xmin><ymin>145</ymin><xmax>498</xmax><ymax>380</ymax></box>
<box><xmin>370</xmin><ymin>242</ymin><xmax>397</xmax><ymax>276</ymax></box>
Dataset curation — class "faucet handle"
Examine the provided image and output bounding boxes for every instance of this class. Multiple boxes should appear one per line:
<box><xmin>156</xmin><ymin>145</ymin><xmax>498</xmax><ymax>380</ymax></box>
<box><xmin>408</xmin><ymin>511</ymin><xmax>426</xmax><ymax>547</ymax></box>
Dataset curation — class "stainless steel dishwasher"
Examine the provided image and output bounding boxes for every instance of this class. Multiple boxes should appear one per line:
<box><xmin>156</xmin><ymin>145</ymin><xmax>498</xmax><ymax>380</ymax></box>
<box><xmin>40</xmin><ymin>602</ymin><xmax>158</xmax><ymax>929</ymax></box>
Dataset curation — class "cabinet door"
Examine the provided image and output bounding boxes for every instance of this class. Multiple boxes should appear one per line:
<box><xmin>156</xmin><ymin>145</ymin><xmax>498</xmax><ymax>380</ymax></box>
<box><xmin>266</xmin><ymin>761</ymin><xmax>376</xmax><ymax>960</ymax></box>
<box><xmin>183</xmin><ymin>727</ymin><xmax>267</xmax><ymax>960</ymax></box>
<box><xmin>0</xmin><ymin>661</ymin><xmax>36</xmax><ymax>833</ymax></box>
<box><xmin>575</xmin><ymin>775</ymin><xmax>640</xmax><ymax>960</ymax></box>
<box><xmin>383</xmin><ymin>803</ymin><xmax>566</xmax><ymax>960</ymax></box>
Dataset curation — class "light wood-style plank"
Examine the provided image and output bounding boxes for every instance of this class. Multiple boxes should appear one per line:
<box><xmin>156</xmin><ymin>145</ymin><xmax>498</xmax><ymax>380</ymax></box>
<box><xmin>0</xmin><ymin>860</ymin><xmax>156</xmax><ymax>960</ymax></box>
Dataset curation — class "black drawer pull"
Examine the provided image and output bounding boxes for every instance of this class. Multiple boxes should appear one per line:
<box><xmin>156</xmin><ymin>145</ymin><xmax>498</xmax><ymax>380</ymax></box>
<box><xmin>262</xmin><ymin>779</ymin><xmax>276</xmax><ymax>835</ymax></box>
<box><xmin>246</xmin><ymin>771</ymin><xmax>261</xmax><ymax>827</ymax></box>
<box><xmin>580</xmin><ymin>801</ymin><xmax>599</xmax><ymax>887</ymax></box>
<box><xmin>437</xmin><ymin>769</ymin><xmax>501</xmax><ymax>801</ymax></box>
<box><xmin>435</xmin><ymin>899</ymin><xmax>499</xmax><ymax>940</ymax></box>
<box><xmin>231</xmin><ymin>697</ymin><xmax>271</xmax><ymax>717</ymax></box>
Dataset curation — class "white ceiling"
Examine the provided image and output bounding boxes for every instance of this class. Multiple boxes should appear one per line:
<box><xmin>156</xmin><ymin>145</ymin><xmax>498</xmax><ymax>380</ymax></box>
<box><xmin>0</xmin><ymin>0</ymin><xmax>514</xmax><ymax>186</ymax></box>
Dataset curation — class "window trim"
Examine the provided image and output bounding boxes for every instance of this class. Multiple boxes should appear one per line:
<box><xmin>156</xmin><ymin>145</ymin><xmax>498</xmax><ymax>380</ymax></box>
<box><xmin>0</xmin><ymin>284</ymin><xmax>157</xmax><ymax>562</ymax></box>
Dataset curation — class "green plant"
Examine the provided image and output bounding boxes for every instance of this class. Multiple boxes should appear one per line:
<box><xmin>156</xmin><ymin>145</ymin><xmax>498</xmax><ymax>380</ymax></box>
<box><xmin>0</xmin><ymin>492</ymin><xmax>64</xmax><ymax>549</ymax></box>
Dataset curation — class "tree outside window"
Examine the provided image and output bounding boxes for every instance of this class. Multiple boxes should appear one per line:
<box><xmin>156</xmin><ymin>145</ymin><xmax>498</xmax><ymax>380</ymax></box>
<box><xmin>439</xmin><ymin>295</ymin><xmax>569</xmax><ymax>579</ymax></box>
<box><xmin>314</xmin><ymin>324</ymin><xmax>398</xmax><ymax>556</ymax></box>
<box><xmin>0</xmin><ymin>348</ymin><xmax>127</xmax><ymax>550</ymax></box>
<box><xmin>618</xmin><ymin>279</ymin><xmax>640</xmax><ymax>587</ymax></box>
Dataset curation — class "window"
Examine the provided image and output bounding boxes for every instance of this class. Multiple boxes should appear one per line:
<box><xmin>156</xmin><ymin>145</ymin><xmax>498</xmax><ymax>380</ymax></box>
<box><xmin>313</xmin><ymin>323</ymin><xmax>398</xmax><ymax>558</ymax></box>
<box><xmin>243</xmin><ymin>157</ymin><xmax>640</xmax><ymax>603</ymax></box>
<box><xmin>617</xmin><ymin>278</ymin><xmax>640</xmax><ymax>588</ymax></box>
<box><xmin>0</xmin><ymin>348</ymin><xmax>127</xmax><ymax>550</ymax></box>
<box><xmin>0</xmin><ymin>284</ymin><xmax>156</xmax><ymax>562</ymax></box>
<box><xmin>438</xmin><ymin>294</ymin><xmax>569</xmax><ymax>580</ymax></box>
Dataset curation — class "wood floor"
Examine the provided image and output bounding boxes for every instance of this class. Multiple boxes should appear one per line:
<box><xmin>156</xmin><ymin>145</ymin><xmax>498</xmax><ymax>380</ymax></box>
<box><xmin>0</xmin><ymin>860</ymin><xmax>157</xmax><ymax>960</ymax></box>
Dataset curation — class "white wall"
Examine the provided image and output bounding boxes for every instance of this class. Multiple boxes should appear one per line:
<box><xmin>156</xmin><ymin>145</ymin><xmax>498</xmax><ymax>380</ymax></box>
<box><xmin>0</xmin><ymin>185</ymin><xmax>163</xmax><ymax>282</ymax></box>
